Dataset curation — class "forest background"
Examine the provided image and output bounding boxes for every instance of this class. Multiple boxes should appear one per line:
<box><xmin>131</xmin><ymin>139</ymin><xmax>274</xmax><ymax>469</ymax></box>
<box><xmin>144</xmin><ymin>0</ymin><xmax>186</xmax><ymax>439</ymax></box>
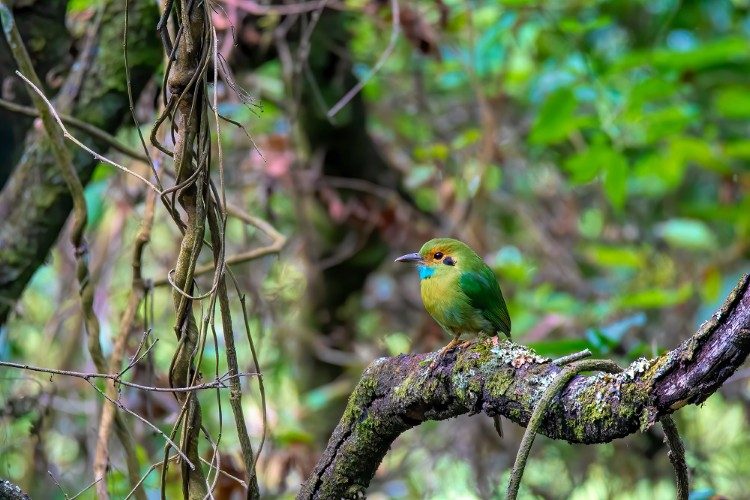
<box><xmin>0</xmin><ymin>0</ymin><xmax>749</xmax><ymax>498</ymax></box>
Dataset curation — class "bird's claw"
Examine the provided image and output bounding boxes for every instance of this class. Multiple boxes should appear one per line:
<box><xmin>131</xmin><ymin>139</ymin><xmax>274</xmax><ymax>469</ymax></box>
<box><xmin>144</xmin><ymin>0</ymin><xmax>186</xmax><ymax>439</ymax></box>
<box><xmin>457</xmin><ymin>339</ymin><xmax>473</xmax><ymax>349</ymax></box>
<box><xmin>426</xmin><ymin>337</ymin><xmax>464</xmax><ymax>373</ymax></box>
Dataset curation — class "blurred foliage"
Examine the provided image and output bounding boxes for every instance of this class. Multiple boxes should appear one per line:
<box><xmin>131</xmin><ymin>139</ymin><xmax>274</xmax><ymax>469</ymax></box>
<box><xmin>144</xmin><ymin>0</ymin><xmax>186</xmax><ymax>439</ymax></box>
<box><xmin>1</xmin><ymin>0</ymin><xmax>750</xmax><ymax>498</ymax></box>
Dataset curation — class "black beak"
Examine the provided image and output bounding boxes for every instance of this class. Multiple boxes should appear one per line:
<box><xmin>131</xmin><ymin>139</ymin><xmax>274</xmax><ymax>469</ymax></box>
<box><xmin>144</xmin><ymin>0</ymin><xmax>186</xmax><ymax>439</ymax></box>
<box><xmin>395</xmin><ymin>252</ymin><xmax>423</xmax><ymax>263</ymax></box>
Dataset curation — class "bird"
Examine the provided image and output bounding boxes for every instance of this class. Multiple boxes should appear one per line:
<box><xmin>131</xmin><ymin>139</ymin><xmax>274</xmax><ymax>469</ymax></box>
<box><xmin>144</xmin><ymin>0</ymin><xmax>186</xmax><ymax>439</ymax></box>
<box><xmin>395</xmin><ymin>237</ymin><xmax>511</xmax><ymax>362</ymax></box>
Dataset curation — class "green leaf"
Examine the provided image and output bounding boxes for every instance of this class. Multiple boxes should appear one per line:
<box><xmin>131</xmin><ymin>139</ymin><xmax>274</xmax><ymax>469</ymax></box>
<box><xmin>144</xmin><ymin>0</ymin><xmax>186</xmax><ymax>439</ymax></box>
<box><xmin>383</xmin><ymin>332</ymin><xmax>411</xmax><ymax>356</ymax></box>
<box><xmin>656</xmin><ymin>219</ymin><xmax>717</xmax><ymax>251</ymax></box>
<box><xmin>275</xmin><ymin>427</ymin><xmax>315</xmax><ymax>445</ymax></box>
<box><xmin>530</xmin><ymin>88</ymin><xmax>577</xmax><ymax>145</ymax></box>
<box><xmin>714</xmin><ymin>86</ymin><xmax>750</xmax><ymax>119</ymax></box>
<box><xmin>452</xmin><ymin>128</ymin><xmax>482</xmax><ymax>150</ymax></box>
<box><xmin>616</xmin><ymin>36</ymin><xmax>750</xmax><ymax>71</ymax></box>
<box><xmin>630</xmin><ymin>149</ymin><xmax>686</xmax><ymax>197</ymax></box>
<box><xmin>584</xmin><ymin>245</ymin><xmax>644</xmax><ymax>269</ymax></box>
<box><xmin>578</xmin><ymin>208</ymin><xmax>604</xmax><ymax>239</ymax></box>
<box><xmin>669</xmin><ymin>136</ymin><xmax>728</xmax><ymax>174</ymax></box>
<box><xmin>701</xmin><ymin>267</ymin><xmax>722</xmax><ymax>302</ymax></box>
<box><xmin>564</xmin><ymin>144</ymin><xmax>625</xmax><ymax>185</ymax></box>
<box><xmin>617</xmin><ymin>283</ymin><xmax>693</xmax><ymax>309</ymax></box>
<box><xmin>603</xmin><ymin>152</ymin><xmax>628</xmax><ymax>211</ymax></box>
<box><xmin>413</xmin><ymin>143</ymin><xmax>449</xmax><ymax>162</ymax></box>
<box><xmin>484</xmin><ymin>165</ymin><xmax>503</xmax><ymax>192</ymax></box>
<box><xmin>725</xmin><ymin>140</ymin><xmax>750</xmax><ymax>160</ymax></box>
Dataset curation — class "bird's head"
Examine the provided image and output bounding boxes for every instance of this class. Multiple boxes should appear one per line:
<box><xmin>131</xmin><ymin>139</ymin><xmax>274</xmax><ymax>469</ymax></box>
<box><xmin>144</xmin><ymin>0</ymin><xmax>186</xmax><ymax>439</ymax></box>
<box><xmin>395</xmin><ymin>237</ymin><xmax>479</xmax><ymax>280</ymax></box>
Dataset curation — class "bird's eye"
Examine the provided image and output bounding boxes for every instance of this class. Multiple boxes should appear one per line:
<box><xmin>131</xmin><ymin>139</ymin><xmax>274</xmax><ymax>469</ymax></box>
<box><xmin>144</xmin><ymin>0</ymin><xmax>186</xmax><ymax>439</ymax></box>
<box><xmin>443</xmin><ymin>256</ymin><xmax>455</xmax><ymax>266</ymax></box>
<box><xmin>434</xmin><ymin>252</ymin><xmax>443</xmax><ymax>260</ymax></box>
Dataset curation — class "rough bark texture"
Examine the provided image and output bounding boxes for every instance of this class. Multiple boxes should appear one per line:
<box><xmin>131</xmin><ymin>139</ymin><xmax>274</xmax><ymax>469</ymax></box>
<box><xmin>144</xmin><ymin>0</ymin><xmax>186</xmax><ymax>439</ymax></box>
<box><xmin>0</xmin><ymin>479</ymin><xmax>30</xmax><ymax>500</ymax></box>
<box><xmin>0</xmin><ymin>0</ymin><xmax>70</xmax><ymax>187</ymax></box>
<box><xmin>299</xmin><ymin>274</ymin><xmax>750</xmax><ymax>499</ymax></box>
<box><xmin>166</xmin><ymin>0</ymin><xmax>210</xmax><ymax>496</ymax></box>
<box><xmin>0</xmin><ymin>0</ymin><xmax>160</xmax><ymax>326</ymax></box>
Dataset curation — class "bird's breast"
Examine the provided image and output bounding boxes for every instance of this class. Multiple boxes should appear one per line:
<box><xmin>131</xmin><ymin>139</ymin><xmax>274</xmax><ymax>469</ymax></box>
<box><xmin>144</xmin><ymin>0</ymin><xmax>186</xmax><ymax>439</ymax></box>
<box><xmin>420</xmin><ymin>271</ymin><xmax>463</xmax><ymax>333</ymax></box>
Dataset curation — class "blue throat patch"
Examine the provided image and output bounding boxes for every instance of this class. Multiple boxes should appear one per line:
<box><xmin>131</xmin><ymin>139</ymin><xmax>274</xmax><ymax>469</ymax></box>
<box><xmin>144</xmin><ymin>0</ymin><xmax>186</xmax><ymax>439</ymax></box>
<box><xmin>418</xmin><ymin>265</ymin><xmax>435</xmax><ymax>280</ymax></box>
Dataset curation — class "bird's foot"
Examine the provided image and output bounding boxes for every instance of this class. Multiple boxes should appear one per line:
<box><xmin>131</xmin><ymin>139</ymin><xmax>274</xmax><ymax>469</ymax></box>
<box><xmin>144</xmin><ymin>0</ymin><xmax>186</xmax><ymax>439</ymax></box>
<box><xmin>457</xmin><ymin>339</ymin><xmax>473</xmax><ymax>349</ymax></box>
<box><xmin>427</xmin><ymin>337</ymin><xmax>462</xmax><ymax>372</ymax></box>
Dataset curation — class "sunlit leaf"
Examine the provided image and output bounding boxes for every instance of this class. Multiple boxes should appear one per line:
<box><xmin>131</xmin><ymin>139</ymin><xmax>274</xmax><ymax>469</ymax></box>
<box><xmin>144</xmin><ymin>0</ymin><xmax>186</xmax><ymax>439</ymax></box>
<box><xmin>603</xmin><ymin>152</ymin><xmax>628</xmax><ymax>211</ymax></box>
<box><xmin>530</xmin><ymin>88</ymin><xmax>578</xmax><ymax>145</ymax></box>
<box><xmin>617</xmin><ymin>283</ymin><xmax>693</xmax><ymax>309</ymax></box>
<box><xmin>656</xmin><ymin>219</ymin><xmax>717</xmax><ymax>251</ymax></box>
<box><xmin>584</xmin><ymin>245</ymin><xmax>644</xmax><ymax>268</ymax></box>
<box><xmin>725</xmin><ymin>140</ymin><xmax>750</xmax><ymax>159</ymax></box>
<box><xmin>578</xmin><ymin>208</ymin><xmax>604</xmax><ymax>239</ymax></box>
<box><xmin>564</xmin><ymin>143</ymin><xmax>624</xmax><ymax>185</ymax></box>
<box><xmin>701</xmin><ymin>267</ymin><xmax>723</xmax><ymax>302</ymax></box>
<box><xmin>714</xmin><ymin>86</ymin><xmax>750</xmax><ymax>119</ymax></box>
<box><xmin>616</xmin><ymin>36</ymin><xmax>750</xmax><ymax>71</ymax></box>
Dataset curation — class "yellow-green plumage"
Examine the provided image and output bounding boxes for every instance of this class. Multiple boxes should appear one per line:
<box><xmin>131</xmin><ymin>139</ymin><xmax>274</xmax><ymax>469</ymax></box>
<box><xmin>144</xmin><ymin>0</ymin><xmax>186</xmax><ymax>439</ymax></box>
<box><xmin>396</xmin><ymin>238</ymin><xmax>511</xmax><ymax>342</ymax></box>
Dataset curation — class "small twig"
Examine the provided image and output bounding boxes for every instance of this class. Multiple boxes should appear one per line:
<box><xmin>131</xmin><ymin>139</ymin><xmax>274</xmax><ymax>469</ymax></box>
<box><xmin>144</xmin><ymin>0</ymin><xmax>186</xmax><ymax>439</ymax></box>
<box><xmin>0</xmin><ymin>97</ymin><xmax>151</xmax><ymax>164</ymax></box>
<box><xmin>207</xmin><ymin>199</ymin><xmax>261</xmax><ymax>497</ymax></box>
<box><xmin>326</xmin><ymin>0</ymin><xmax>400</xmax><ymax>118</ymax></box>
<box><xmin>0</xmin><ymin>360</ymin><xmax>255</xmax><ymax>392</ymax></box>
<box><xmin>123</xmin><ymin>456</ymin><xmax>178</xmax><ymax>500</ymax></box>
<box><xmin>201</xmin><ymin>455</ymin><xmax>247</xmax><ymax>487</ymax></box>
<box><xmin>13</xmin><ymin>71</ymin><xmax>162</xmax><ymax>194</ymax></box>
<box><xmin>47</xmin><ymin>470</ymin><xmax>105</xmax><ymax>500</ymax></box>
<box><xmin>119</xmin><ymin>329</ymin><xmax>155</xmax><ymax>378</ymax></box>
<box><xmin>552</xmin><ymin>349</ymin><xmax>592</xmax><ymax>365</ymax></box>
<box><xmin>85</xmin><ymin>379</ymin><xmax>195</xmax><ymax>469</ymax></box>
<box><xmin>238</xmin><ymin>291</ymin><xmax>269</xmax><ymax>477</ymax></box>
<box><xmin>47</xmin><ymin>471</ymin><xmax>69</xmax><ymax>499</ymax></box>
<box><xmin>68</xmin><ymin>475</ymin><xmax>105</xmax><ymax>500</ymax></box>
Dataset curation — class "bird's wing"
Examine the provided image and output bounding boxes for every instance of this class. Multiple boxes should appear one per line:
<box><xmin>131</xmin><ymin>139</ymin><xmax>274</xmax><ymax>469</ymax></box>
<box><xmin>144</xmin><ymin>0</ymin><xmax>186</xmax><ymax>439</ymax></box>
<box><xmin>458</xmin><ymin>266</ymin><xmax>511</xmax><ymax>336</ymax></box>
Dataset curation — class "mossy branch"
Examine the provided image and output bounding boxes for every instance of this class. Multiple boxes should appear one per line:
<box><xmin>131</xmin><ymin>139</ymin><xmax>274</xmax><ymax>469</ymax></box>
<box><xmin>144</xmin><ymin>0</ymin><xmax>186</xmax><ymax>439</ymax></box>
<box><xmin>299</xmin><ymin>274</ymin><xmax>750</xmax><ymax>499</ymax></box>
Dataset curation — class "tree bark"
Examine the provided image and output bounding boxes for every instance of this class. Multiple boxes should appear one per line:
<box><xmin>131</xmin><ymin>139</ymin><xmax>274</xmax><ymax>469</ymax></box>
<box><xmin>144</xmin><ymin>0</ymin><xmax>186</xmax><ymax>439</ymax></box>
<box><xmin>0</xmin><ymin>0</ymin><xmax>160</xmax><ymax>326</ymax></box>
<box><xmin>0</xmin><ymin>0</ymin><xmax>70</xmax><ymax>187</ymax></box>
<box><xmin>0</xmin><ymin>479</ymin><xmax>30</xmax><ymax>500</ymax></box>
<box><xmin>299</xmin><ymin>274</ymin><xmax>750</xmax><ymax>499</ymax></box>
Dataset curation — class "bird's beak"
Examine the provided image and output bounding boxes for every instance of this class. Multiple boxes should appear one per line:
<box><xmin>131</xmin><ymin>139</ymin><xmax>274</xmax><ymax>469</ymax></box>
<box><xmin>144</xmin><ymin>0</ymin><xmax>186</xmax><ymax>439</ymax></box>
<box><xmin>395</xmin><ymin>252</ymin><xmax>423</xmax><ymax>264</ymax></box>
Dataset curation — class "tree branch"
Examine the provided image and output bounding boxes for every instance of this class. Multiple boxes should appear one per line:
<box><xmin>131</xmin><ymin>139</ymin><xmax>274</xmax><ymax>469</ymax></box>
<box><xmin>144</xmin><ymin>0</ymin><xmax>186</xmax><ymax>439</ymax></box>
<box><xmin>299</xmin><ymin>274</ymin><xmax>750</xmax><ymax>499</ymax></box>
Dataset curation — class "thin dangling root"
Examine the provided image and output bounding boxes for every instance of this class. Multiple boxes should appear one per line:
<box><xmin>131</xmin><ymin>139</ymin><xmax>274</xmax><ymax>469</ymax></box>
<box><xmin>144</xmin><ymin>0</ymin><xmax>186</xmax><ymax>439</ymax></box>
<box><xmin>506</xmin><ymin>358</ymin><xmax>689</xmax><ymax>500</ymax></box>
<box><xmin>660</xmin><ymin>415</ymin><xmax>689</xmax><ymax>500</ymax></box>
<box><xmin>493</xmin><ymin>415</ymin><xmax>504</xmax><ymax>439</ymax></box>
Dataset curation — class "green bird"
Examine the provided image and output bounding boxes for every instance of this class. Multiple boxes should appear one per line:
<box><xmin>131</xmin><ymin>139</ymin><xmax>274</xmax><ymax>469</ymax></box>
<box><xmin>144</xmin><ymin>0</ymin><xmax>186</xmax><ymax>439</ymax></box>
<box><xmin>396</xmin><ymin>238</ymin><xmax>511</xmax><ymax>357</ymax></box>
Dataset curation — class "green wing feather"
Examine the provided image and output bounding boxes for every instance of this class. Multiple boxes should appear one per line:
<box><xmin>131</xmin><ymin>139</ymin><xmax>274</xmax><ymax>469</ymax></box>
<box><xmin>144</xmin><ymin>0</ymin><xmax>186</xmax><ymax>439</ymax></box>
<box><xmin>458</xmin><ymin>265</ymin><xmax>512</xmax><ymax>337</ymax></box>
